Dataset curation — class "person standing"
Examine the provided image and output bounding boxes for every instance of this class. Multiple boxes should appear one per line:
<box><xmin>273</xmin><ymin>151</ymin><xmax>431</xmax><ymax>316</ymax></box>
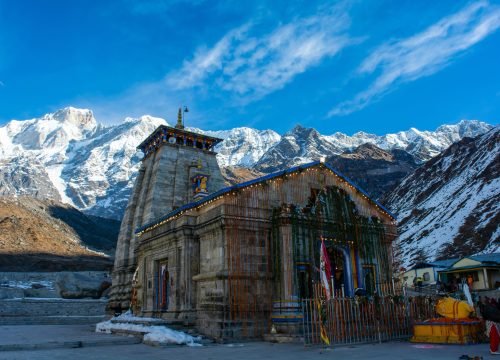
<box><xmin>487</xmin><ymin>320</ymin><xmax>500</xmax><ymax>355</ymax></box>
<box><xmin>479</xmin><ymin>300</ymin><xmax>500</xmax><ymax>355</ymax></box>
<box><xmin>467</xmin><ymin>274</ymin><xmax>474</xmax><ymax>290</ymax></box>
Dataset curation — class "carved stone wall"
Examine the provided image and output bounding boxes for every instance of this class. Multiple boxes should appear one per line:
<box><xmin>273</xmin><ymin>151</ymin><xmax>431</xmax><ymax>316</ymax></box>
<box><xmin>126</xmin><ymin>164</ymin><xmax>397</xmax><ymax>340</ymax></box>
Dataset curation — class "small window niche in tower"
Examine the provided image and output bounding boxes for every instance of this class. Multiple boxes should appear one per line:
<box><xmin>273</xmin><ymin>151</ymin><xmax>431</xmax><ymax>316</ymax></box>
<box><xmin>192</xmin><ymin>174</ymin><xmax>210</xmax><ymax>200</ymax></box>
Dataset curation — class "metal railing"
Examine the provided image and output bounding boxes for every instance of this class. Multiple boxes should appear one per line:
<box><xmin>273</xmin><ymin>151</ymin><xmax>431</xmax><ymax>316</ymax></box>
<box><xmin>311</xmin><ymin>281</ymin><xmax>404</xmax><ymax>299</ymax></box>
<box><xmin>302</xmin><ymin>295</ymin><xmax>436</xmax><ymax>346</ymax></box>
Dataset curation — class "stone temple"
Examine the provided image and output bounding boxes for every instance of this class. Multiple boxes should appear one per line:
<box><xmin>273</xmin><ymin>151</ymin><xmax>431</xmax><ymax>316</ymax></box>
<box><xmin>108</xmin><ymin>112</ymin><xmax>397</xmax><ymax>340</ymax></box>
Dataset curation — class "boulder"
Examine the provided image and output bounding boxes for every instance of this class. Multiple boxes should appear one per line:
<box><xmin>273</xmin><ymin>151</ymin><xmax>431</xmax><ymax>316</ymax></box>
<box><xmin>56</xmin><ymin>272</ymin><xmax>111</xmax><ymax>299</ymax></box>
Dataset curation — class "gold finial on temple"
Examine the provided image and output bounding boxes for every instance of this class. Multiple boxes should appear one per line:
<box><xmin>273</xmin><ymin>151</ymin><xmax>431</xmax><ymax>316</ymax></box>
<box><xmin>176</xmin><ymin>108</ymin><xmax>184</xmax><ymax>129</ymax></box>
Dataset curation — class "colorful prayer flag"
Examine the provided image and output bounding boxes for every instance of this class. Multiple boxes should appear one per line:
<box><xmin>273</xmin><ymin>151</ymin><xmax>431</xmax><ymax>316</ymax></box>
<box><xmin>320</xmin><ymin>239</ymin><xmax>332</xmax><ymax>300</ymax></box>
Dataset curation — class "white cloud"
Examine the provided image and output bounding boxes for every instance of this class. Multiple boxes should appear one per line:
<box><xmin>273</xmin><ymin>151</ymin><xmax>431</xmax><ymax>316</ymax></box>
<box><xmin>167</xmin><ymin>24</ymin><xmax>251</xmax><ymax>90</ymax></box>
<box><xmin>167</xmin><ymin>6</ymin><xmax>354</xmax><ymax>102</ymax></box>
<box><xmin>329</xmin><ymin>1</ymin><xmax>500</xmax><ymax>117</ymax></box>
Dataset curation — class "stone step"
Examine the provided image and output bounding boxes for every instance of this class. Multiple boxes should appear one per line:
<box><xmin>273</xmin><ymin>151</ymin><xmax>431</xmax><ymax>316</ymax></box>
<box><xmin>0</xmin><ymin>298</ymin><xmax>107</xmax><ymax>317</ymax></box>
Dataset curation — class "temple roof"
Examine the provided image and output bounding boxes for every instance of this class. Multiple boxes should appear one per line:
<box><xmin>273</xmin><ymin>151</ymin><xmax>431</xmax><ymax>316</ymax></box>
<box><xmin>137</xmin><ymin>125</ymin><xmax>223</xmax><ymax>153</ymax></box>
<box><xmin>136</xmin><ymin>161</ymin><xmax>396</xmax><ymax>235</ymax></box>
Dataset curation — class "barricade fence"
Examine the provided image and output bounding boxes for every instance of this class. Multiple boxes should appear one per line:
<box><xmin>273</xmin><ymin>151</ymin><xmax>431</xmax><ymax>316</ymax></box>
<box><xmin>311</xmin><ymin>281</ymin><xmax>404</xmax><ymax>299</ymax></box>
<box><xmin>302</xmin><ymin>295</ymin><xmax>436</xmax><ymax>346</ymax></box>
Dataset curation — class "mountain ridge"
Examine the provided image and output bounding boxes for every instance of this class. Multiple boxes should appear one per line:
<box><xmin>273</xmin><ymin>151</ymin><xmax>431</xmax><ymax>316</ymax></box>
<box><xmin>0</xmin><ymin>107</ymin><xmax>493</xmax><ymax>220</ymax></box>
<box><xmin>0</xmin><ymin>196</ymin><xmax>118</xmax><ymax>271</ymax></box>
<box><xmin>384</xmin><ymin>127</ymin><xmax>500</xmax><ymax>267</ymax></box>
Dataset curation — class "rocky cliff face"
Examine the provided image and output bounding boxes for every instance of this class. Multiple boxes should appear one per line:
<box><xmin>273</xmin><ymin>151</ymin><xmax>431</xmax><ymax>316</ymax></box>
<box><xmin>0</xmin><ymin>108</ymin><xmax>166</xmax><ymax>219</ymax></box>
<box><xmin>327</xmin><ymin>143</ymin><xmax>419</xmax><ymax>200</ymax></box>
<box><xmin>220</xmin><ymin>166</ymin><xmax>265</xmax><ymax>186</ymax></box>
<box><xmin>254</xmin><ymin>125</ymin><xmax>345</xmax><ymax>173</ymax></box>
<box><xmin>384</xmin><ymin>127</ymin><xmax>499</xmax><ymax>267</ymax></box>
<box><xmin>0</xmin><ymin>156</ymin><xmax>61</xmax><ymax>201</ymax></box>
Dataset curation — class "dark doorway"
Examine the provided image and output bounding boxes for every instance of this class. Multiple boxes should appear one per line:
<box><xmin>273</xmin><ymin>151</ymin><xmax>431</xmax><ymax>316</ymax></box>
<box><xmin>297</xmin><ymin>263</ymin><xmax>312</xmax><ymax>299</ymax></box>
<box><xmin>155</xmin><ymin>261</ymin><xmax>169</xmax><ymax>311</ymax></box>
<box><xmin>328</xmin><ymin>247</ymin><xmax>345</xmax><ymax>293</ymax></box>
<box><xmin>363</xmin><ymin>265</ymin><xmax>376</xmax><ymax>295</ymax></box>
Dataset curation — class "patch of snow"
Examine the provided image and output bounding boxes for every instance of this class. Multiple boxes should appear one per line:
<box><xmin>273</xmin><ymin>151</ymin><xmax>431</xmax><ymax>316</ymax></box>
<box><xmin>96</xmin><ymin>311</ymin><xmax>201</xmax><ymax>346</ymax></box>
<box><xmin>0</xmin><ymin>280</ymin><xmax>54</xmax><ymax>290</ymax></box>
<box><xmin>83</xmin><ymin>247</ymin><xmax>110</xmax><ymax>257</ymax></box>
<box><xmin>143</xmin><ymin>327</ymin><xmax>202</xmax><ymax>346</ymax></box>
<box><xmin>440</xmin><ymin>155</ymin><xmax>452</xmax><ymax>171</ymax></box>
<box><xmin>45</xmin><ymin>164</ymin><xmax>75</xmax><ymax>206</ymax></box>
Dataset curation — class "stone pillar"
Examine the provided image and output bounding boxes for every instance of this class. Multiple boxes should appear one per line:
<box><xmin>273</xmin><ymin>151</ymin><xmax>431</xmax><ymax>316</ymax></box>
<box><xmin>181</xmin><ymin>234</ymin><xmax>199</xmax><ymax>318</ymax></box>
<box><xmin>280</xmin><ymin>225</ymin><xmax>295</xmax><ymax>300</ymax></box>
<box><xmin>270</xmin><ymin>215</ymin><xmax>303</xmax><ymax>335</ymax></box>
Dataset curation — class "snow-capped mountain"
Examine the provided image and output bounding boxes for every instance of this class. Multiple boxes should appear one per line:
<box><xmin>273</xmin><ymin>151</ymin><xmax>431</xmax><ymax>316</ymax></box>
<box><xmin>253</xmin><ymin>120</ymin><xmax>493</xmax><ymax>173</ymax></box>
<box><xmin>0</xmin><ymin>107</ymin><xmax>493</xmax><ymax>220</ymax></box>
<box><xmin>0</xmin><ymin>108</ymin><xmax>167</xmax><ymax>218</ymax></box>
<box><xmin>198</xmin><ymin>127</ymin><xmax>281</xmax><ymax>168</ymax></box>
<box><xmin>254</xmin><ymin>125</ymin><xmax>345</xmax><ymax>173</ymax></box>
<box><xmin>0</xmin><ymin>156</ymin><xmax>61</xmax><ymax>201</ymax></box>
<box><xmin>334</xmin><ymin>121</ymin><xmax>494</xmax><ymax>161</ymax></box>
<box><xmin>60</xmin><ymin>115</ymin><xmax>166</xmax><ymax>219</ymax></box>
<box><xmin>384</xmin><ymin>127</ymin><xmax>499</xmax><ymax>267</ymax></box>
<box><xmin>0</xmin><ymin>108</ymin><xmax>101</xmax><ymax>160</ymax></box>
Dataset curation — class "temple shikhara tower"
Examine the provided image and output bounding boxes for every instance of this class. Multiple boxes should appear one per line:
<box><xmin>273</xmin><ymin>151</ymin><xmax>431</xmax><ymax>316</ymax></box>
<box><xmin>108</xmin><ymin>110</ymin><xmax>225</xmax><ymax>312</ymax></box>
<box><xmin>108</xmin><ymin>111</ymin><xmax>397</xmax><ymax>340</ymax></box>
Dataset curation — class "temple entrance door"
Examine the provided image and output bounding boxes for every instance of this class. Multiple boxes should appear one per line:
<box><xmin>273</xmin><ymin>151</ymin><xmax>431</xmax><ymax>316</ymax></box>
<box><xmin>327</xmin><ymin>245</ymin><xmax>353</xmax><ymax>297</ymax></box>
<box><xmin>363</xmin><ymin>265</ymin><xmax>376</xmax><ymax>295</ymax></box>
<box><xmin>297</xmin><ymin>263</ymin><xmax>312</xmax><ymax>299</ymax></box>
<box><xmin>328</xmin><ymin>247</ymin><xmax>344</xmax><ymax>295</ymax></box>
<box><xmin>156</xmin><ymin>261</ymin><xmax>169</xmax><ymax>311</ymax></box>
<box><xmin>161</xmin><ymin>266</ymin><xmax>169</xmax><ymax>311</ymax></box>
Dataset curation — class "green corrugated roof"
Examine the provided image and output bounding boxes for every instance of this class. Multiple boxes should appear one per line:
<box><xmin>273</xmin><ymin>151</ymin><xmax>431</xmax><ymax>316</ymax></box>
<box><xmin>417</xmin><ymin>253</ymin><xmax>500</xmax><ymax>272</ymax></box>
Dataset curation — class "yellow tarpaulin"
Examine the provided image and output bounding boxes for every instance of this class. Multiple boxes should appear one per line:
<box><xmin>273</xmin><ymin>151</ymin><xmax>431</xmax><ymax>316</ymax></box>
<box><xmin>435</xmin><ymin>297</ymin><xmax>474</xmax><ymax>319</ymax></box>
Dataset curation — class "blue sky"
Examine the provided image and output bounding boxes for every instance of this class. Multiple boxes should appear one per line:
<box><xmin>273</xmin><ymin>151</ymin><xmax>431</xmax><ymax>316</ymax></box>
<box><xmin>0</xmin><ymin>0</ymin><xmax>499</xmax><ymax>135</ymax></box>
